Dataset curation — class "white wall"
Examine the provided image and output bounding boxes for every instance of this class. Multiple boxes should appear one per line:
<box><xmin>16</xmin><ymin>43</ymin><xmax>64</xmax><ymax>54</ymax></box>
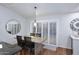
<box><xmin>0</xmin><ymin>5</ymin><xmax>30</xmax><ymax>44</ymax></box>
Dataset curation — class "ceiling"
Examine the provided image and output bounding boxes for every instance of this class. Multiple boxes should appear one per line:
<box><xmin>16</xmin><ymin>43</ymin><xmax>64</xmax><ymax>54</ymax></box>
<box><xmin>1</xmin><ymin>3</ymin><xmax>79</xmax><ymax>18</ymax></box>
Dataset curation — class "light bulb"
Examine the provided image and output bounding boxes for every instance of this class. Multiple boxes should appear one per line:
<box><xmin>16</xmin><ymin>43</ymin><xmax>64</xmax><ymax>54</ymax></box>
<box><xmin>34</xmin><ymin>22</ymin><xmax>37</xmax><ymax>27</ymax></box>
<box><xmin>0</xmin><ymin>44</ymin><xmax>3</xmax><ymax>48</ymax></box>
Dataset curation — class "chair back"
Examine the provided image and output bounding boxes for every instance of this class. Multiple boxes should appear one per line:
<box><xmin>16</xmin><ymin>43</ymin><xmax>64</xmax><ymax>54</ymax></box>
<box><xmin>24</xmin><ymin>37</ymin><xmax>31</xmax><ymax>42</ymax></box>
<box><xmin>24</xmin><ymin>36</ymin><xmax>34</xmax><ymax>48</ymax></box>
<box><xmin>16</xmin><ymin>36</ymin><xmax>23</xmax><ymax>46</ymax></box>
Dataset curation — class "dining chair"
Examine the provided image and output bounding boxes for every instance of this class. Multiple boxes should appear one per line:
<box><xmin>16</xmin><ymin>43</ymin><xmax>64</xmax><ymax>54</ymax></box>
<box><xmin>24</xmin><ymin>36</ymin><xmax>35</xmax><ymax>55</ymax></box>
<box><xmin>16</xmin><ymin>36</ymin><xmax>25</xmax><ymax>54</ymax></box>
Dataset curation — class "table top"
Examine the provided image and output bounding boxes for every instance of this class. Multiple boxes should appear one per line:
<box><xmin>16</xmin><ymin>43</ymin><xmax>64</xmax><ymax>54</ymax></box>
<box><xmin>30</xmin><ymin>36</ymin><xmax>46</xmax><ymax>43</ymax></box>
<box><xmin>0</xmin><ymin>42</ymin><xmax>21</xmax><ymax>55</ymax></box>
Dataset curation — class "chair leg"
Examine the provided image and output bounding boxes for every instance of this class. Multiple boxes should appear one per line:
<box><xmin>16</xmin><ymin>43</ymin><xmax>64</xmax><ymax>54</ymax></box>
<box><xmin>29</xmin><ymin>49</ymin><xmax>31</xmax><ymax>55</ymax></box>
<box><xmin>28</xmin><ymin>49</ymin><xmax>32</xmax><ymax>55</ymax></box>
<box><xmin>19</xmin><ymin>50</ymin><xmax>22</xmax><ymax>55</ymax></box>
<box><xmin>30</xmin><ymin>49</ymin><xmax>34</xmax><ymax>55</ymax></box>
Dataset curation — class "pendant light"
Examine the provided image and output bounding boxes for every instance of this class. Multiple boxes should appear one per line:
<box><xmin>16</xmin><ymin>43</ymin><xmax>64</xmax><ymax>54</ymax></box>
<box><xmin>34</xmin><ymin>6</ymin><xmax>37</xmax><ymax>27</ymax></box>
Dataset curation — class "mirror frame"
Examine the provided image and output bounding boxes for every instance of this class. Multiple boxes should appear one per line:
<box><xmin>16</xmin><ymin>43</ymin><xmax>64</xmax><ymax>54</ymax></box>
<box><xmin>5</xmin><ymin>19</ymin><xmax>21</xmax><ymax>35</ymax></box>
<box><xmin>70</xmin><ymin>18</ymin><xmax>79</xmax><ymax>32</ymax></box>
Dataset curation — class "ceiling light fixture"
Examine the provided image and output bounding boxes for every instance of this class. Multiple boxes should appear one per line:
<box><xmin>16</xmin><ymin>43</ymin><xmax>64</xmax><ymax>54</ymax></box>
<box><xmin>34</xmin><ymin>6</ymin><xmax>37</xmax><ymax>27</ymax></box>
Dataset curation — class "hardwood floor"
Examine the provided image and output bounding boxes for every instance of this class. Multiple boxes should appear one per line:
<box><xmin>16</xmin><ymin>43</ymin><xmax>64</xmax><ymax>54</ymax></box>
<box><xmin>16</xmin><ymin>47</ymin><xmax>72</xmax><ymax>55</ymax></box>
<box><xmin>56</xmin><ymin>47</ymin><xmax>72</xmax><ymax>55</ymax></box>
<box><xmin>40</xmin><ymin>48</ymin><xmax>57</xmax><ymax>55</ymax></box>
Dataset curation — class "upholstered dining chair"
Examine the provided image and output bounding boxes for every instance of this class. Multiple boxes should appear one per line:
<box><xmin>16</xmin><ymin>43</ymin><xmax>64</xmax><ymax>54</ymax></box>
<box><xmin>24</xmin><ymin>36</ymin><xmax>35</xmax><ymax>55</ymax></box>
<box><xmin>16</xmin><ymin>36</ymin><xmax>23</xmax><ymax>47</ymax></box>
<box><xmin>16</xmin><ymin>36</ymin><xmax>25</xmax><ymax>54</ymax></box>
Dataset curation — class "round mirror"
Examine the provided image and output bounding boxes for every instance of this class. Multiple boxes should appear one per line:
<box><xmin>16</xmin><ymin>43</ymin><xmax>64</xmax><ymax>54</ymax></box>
<box><xmin>5</xmin><ymin>19</ymin><xmax>21</xmax><ymax>35</ymax></box>
<box><xmin>70</xmin><ymin>18</ymin><xmax>79</xmax><ymax>32</ymax></box>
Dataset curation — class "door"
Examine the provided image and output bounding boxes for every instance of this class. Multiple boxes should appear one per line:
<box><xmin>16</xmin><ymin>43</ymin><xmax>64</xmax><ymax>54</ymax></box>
<box><xmin>49</xmin><ymin>22</ymin><xmax>56</xmax><ymax>45</ymax></box>
<box><xmin>43</xmin><ymin>22</ymin><xmax>48</xmax><ymax>43</ymax></box>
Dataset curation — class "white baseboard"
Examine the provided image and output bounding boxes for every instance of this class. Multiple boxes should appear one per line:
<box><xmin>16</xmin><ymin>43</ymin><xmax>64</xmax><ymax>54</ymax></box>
<box><xmin>43</xmin><ymin>44</ymin><xmax>57</xmax><ymax>51</ymax></box>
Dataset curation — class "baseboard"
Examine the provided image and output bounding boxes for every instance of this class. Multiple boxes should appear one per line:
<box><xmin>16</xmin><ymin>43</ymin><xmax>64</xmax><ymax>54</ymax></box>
<box><xmin>43</xmin><ymin>44</ymin><xmax>56</xmax><ymax>51</ymax></box>
<box><xmin>58</xmin><ymin>46</ymin><xmax>72</xmax><ymax>50</ymax></box>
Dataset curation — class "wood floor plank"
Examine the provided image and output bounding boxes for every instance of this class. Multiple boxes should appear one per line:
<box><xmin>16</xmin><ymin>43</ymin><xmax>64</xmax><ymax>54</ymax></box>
<box><xmin>16</xmin><ymin>47</ymin><xmax>72</xmax><ymax>55</ymax></box>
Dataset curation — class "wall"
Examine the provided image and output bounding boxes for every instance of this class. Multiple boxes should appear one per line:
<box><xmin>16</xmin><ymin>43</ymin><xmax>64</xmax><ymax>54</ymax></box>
<box><xmin>0</xmin><ymin>5</ymin><xmax>30</xmax><ymax>44</ymax></box>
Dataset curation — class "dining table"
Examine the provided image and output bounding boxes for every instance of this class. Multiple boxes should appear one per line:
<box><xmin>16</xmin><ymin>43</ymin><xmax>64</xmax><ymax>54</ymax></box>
<box><xmin>30</xmin><ymin>36</ymin><xmax>46</xmax><ymax>55</ymax></box>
